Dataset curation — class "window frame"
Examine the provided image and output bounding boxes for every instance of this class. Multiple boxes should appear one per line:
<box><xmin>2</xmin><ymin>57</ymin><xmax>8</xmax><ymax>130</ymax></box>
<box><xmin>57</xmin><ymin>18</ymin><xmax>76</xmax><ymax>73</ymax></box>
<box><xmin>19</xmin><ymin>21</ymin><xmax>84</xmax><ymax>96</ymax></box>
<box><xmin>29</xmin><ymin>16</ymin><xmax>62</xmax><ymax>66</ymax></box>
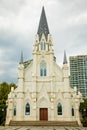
<box><xmin>25</xmin><ymin>103</ymin><xmax>30</xmax><ymax>115</ymax></box>
<box><xmin>72</xmin><ymin>107</ymin><xmax>74</xmax><ymax>116</ymax></box>
<box><xmin>14</xmin><ymin>106</ymin><xmax>16</xmax><ymax>116</ymax></box>
<box><xmin>40</xmin><ymin>61</ymin><xmax>47</xmax><ymax>76</ymax></box>
<box><xmin>57</xmin><ymin>103</ymin><xmax>62</xmax><ymax>115</ymax></box>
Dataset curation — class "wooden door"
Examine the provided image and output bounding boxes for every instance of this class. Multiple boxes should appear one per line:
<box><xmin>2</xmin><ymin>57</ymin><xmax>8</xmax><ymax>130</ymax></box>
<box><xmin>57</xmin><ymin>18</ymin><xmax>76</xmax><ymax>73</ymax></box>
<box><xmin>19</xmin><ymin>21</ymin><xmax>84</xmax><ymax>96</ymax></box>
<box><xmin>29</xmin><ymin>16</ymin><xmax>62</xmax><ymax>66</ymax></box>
<box><xmin>40</xmin><ymin>108</ymin><xmax>48</xmax><ymax>120</ymax></box>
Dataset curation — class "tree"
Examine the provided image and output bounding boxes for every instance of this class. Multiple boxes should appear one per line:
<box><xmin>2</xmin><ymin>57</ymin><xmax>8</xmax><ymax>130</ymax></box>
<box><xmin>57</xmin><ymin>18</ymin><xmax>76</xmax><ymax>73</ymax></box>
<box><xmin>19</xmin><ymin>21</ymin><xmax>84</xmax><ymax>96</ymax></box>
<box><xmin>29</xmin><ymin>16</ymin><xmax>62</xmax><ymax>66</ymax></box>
<box><xmin>0</xmin><ymin>82</ymin><xmax>17</xmax><ymax>125</ymax></box>
<box><xmin>80</xmin><ymin>98</ymin><xmax>87</xmax><ymax>118</ymax></box>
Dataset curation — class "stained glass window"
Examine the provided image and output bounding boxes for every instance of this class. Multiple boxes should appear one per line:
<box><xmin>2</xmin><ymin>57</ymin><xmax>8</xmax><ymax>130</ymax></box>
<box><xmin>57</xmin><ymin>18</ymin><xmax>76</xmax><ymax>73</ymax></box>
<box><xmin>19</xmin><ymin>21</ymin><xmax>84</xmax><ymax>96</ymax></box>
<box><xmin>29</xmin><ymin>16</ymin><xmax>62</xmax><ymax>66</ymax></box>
<box><xmin>41</xmin><ymin>42</ymin><xmax>46</xmax><ymax>50</ymax></box>
<box><xmin>72</xmin><ymin>107</ymin><xmax>74</xmax><ymax>116</ymax></box>
<box><xmin>25</xmin><ymin>103</ymin><xmax>30</xmax><ymax>115</ymax></box>
<box><xmin>57</xmin><ymin>103</ymin><xmax>62</xmax><ymax>115</ymax></box>
<box><xmin>40</xmin><ymin>61</ymin><xmax>47</xmax><ymax>76</ymax></box>
<box><xmin>14</xmin><ymin>106</ymin><xmax>16</xmax><ymax>116</ymax></box>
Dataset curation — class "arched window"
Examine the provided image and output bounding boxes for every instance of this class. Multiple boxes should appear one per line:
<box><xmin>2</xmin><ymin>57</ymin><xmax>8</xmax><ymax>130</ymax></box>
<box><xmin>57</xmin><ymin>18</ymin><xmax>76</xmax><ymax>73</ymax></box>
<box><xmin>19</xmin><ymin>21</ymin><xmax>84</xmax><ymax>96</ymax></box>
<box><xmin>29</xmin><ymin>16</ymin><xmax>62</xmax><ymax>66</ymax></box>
<box><xmin>41</xmin><ymin>42</ymin><xmax>46</xmax><ymax>50</ymax></box>
<box><xmin>14</xmin><ymin>106</ymin><xmax>16</xmax><ymax>116</ymax></box>
<box><xmin>25</xmin><ymin>103</ymin><xmax>30</xmax><ymax>115</ymax></box>
<box><xmin>72</xmin><ymin>107</ymin><xmax>74</xmax><ymax>116</ymax></box>
<box><xmin>44</xmin><ymin>68</ymin><xmax>46</xmax><ymax>76</ymax></box>
<box><xmin>57</xmin><ymin>103</ymin><xmax>62</xmax><ymax>115</ymax></box>
<box><xmin>40</xmin><ymin>68</ymin><xmax>43</xmax><ymax>76</ymax></box>
<box><xmin>41</xmin><ymin>43</ymin><xmax>43</xmax><ymax>50</ymax></box>
<box><xmin>44</xmin><ymin>42</ymin><xmax>46</xmax><ymax>50</ymax></box>
<box><xmin>40</xmin><ymin>61</ymin><xmax>47</xmax><ymax>76</ymax></box>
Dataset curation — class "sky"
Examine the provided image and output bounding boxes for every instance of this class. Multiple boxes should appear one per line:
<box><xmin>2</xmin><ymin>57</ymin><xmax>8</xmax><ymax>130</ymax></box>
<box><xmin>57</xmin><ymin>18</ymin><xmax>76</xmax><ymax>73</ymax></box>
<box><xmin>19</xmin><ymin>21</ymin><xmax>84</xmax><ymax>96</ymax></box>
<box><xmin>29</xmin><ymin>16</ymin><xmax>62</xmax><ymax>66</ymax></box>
<box><xmin>0</xmin><ymin>0</ymin><xmax>87</xmax><ymax>83</ymax></box>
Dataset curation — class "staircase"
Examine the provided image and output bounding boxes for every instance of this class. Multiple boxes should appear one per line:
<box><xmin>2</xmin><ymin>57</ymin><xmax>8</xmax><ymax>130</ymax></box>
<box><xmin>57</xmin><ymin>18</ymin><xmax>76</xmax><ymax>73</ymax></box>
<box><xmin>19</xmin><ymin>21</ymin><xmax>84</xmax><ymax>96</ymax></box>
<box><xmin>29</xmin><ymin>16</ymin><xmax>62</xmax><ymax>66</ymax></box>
<box><xmin>9</xmin><ymin>121</ymin><xmax>79</xmax><ymax>126</ymax></box>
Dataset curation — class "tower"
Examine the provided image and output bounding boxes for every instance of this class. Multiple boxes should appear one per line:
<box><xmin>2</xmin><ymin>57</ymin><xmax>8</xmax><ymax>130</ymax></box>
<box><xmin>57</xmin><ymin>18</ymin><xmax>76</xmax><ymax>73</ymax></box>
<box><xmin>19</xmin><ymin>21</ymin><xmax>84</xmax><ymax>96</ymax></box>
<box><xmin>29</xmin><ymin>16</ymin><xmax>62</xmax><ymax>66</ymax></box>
<box><xmin>32</xmin><ymin>6</ymin><xmax>54</xmax><ymax>77</ymax></box>
<box><xmin>62</xmin><ymin>51</ymin><xmax>69</xmax><ymax>91</ymax></box>
<box><xmin>70</xmin><ymin>55</ymin><xmax>87</xmax><ymax>98</ymax></box>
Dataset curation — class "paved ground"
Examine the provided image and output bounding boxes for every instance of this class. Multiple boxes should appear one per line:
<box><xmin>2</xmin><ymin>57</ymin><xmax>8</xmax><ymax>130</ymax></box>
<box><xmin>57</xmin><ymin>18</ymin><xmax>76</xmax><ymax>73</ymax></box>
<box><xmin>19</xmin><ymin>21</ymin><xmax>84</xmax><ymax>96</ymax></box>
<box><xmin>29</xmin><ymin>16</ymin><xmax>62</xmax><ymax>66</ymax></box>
<box><xmin>0</xmin><ymin>126</ymin><xmax>87</xmax><ymax>130</ymax></box>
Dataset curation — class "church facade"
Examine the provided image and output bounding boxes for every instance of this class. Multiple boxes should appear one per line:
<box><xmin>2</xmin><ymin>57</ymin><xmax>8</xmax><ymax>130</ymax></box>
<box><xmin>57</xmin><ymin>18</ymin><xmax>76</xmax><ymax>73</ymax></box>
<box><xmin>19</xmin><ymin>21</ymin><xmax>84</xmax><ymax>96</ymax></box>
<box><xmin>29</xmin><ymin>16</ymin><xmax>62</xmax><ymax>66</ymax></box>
<box><xmin>6</xmin><ymin>7</ymin><xmax>82</xmax><ymax>126</ymax></box>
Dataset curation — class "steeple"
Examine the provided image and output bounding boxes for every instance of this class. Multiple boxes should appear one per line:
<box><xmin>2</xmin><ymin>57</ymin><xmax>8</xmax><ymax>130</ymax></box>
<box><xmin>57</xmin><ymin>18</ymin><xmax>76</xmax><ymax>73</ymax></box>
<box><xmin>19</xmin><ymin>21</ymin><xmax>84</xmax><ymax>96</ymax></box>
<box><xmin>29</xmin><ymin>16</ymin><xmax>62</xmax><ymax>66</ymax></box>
<box><xmin>37</xmin><ymin>6</ymin><xmax>49</xmax><ymax>41</ymax></box>
<box><xmin>20</xmin><ymin>51</ymin><xmax>23</xmax><ymax>64</ymax></box>
<box><xmin>63</xmin><ymin>50</ymin><xmax>67</xmax><ymax>64</ymax></box>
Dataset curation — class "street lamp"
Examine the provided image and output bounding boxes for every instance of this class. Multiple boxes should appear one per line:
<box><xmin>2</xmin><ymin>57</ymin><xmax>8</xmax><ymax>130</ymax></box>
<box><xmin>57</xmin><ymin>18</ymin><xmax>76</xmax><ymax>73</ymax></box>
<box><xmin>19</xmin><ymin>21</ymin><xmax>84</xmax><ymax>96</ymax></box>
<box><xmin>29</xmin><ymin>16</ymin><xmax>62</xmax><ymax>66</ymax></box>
<box><xmin>83</xmin><ymin>109</ymin><xmax>86</xmax><ymax>118</ymax></box>
<box><xmin>2</xmin><ymin>108</ymin><xmax>4</xmax><ymax>112</ymax></box>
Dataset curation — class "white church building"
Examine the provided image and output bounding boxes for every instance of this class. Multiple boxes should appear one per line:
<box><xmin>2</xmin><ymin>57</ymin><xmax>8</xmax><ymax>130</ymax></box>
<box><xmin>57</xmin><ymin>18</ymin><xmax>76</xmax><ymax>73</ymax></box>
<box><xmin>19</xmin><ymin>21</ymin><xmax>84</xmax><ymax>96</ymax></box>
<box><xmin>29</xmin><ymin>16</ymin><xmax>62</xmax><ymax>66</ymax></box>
<box><xmin>6</xmin><ymin>7</ymin><xmax>82</xmax><ymax>126</ymax></box>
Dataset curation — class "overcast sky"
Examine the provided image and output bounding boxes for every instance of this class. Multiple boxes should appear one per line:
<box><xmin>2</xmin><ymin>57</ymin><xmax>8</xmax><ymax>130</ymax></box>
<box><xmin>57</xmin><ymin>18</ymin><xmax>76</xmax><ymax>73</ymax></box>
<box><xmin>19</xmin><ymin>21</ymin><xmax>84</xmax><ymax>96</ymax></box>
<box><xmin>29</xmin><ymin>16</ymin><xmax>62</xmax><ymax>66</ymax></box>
<box><xmin>0</xmin><ymin>0</ymin><xmax>87</xmax><ymax>83</ymax></box>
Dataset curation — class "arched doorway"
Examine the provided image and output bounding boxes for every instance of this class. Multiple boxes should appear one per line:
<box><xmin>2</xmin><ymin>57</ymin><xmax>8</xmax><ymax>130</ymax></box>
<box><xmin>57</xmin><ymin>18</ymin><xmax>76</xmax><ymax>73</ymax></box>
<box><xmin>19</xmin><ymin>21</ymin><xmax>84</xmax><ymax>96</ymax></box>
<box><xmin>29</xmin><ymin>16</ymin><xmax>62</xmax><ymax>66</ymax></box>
<box><xmin>38</xmin><ymin>97</ymin><xmax>50</xmax><ymax>121</ymax></box>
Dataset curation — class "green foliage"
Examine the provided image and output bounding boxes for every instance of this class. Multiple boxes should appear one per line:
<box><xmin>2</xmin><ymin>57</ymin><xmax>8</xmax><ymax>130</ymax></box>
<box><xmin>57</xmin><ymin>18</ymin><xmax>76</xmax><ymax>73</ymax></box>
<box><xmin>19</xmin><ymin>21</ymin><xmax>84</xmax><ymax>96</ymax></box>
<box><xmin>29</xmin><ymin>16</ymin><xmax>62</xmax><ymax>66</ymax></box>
<box><xmin>80</xmin><ymin>98</ymin><xmax>87</xmax><ymax>126</ymax></box>
<box><xmin>81</xmin><ymin>119</ymin><xmax>87</xmax><ymax>127</ymax></box>
<box><xmin>80</xmin><ymin>99</ymin><xmax>87</xmax><ymax>110</ymax></box>
<box><xmin>0</xmin><ymin>82</ymin><xmax>17</xmax><ymax>125</ymax></box>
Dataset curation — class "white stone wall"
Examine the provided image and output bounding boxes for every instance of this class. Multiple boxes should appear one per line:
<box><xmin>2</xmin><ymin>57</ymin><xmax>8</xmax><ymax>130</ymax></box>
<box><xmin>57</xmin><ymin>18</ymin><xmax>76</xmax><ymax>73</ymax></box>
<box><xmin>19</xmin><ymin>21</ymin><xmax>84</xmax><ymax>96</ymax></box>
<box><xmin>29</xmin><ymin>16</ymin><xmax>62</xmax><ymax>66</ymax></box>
<box><xmin>6</xmin><ymin>34</ymin><xmax>82</xmax><ymax>126</ymax></box>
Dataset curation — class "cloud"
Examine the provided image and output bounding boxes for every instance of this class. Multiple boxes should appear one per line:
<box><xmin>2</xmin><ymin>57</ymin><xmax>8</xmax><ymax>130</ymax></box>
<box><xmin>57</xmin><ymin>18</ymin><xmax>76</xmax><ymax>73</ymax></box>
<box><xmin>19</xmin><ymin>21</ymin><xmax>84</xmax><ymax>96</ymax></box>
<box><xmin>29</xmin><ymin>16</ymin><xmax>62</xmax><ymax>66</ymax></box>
<box><xmin>0</xmin><ymin>0</ymin><xmax>87</xmax><ymax>83</ymax></box>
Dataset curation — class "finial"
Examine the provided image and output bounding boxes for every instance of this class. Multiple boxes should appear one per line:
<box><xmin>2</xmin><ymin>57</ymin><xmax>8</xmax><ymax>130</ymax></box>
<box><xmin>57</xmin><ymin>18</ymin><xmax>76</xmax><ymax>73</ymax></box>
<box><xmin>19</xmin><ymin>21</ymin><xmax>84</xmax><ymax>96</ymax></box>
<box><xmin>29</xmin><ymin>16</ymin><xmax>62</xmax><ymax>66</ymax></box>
<box><xmin>20</xmin><ymin>51</ymin><xmax>23</xmax><ymax>64</ymax></box>
<box><xmin>63</xmin><ymin>50</ymin><xmax>67</xmax><ymax>64</ymax></box>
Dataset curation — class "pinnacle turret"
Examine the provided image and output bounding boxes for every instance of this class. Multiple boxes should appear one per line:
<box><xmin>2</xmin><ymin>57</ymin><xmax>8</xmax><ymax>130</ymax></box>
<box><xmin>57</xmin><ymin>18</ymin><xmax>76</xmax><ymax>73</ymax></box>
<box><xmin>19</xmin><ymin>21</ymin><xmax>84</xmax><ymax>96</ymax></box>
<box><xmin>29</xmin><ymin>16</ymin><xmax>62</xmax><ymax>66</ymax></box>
<box><xmin>20</xmin><ymin>51</ymin><xmax>23</xmax><ymax>64</ymax></box>
<box><xmin>37</xmin><ymin>6</ymin><xmax>49</xmax><ymax>41</ymax></box>
<box><xmin>63</xmin><ymin>50</ymin><xmax>67</xmax><ymax>64</ymax></box>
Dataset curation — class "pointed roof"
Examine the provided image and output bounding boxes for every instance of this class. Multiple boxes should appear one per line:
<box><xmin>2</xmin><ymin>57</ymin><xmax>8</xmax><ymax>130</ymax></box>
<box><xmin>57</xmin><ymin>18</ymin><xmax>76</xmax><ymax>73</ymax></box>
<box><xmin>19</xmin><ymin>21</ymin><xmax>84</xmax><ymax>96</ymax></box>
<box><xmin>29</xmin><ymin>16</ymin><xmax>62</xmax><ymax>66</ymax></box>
<box><xmin>37</xmin><ymin>6</ymin><xmax>49</xmax><ymax>40</ymax></box>
<box><xmin>63</xmin><ymin>50</ymin><xmax>67</xmax><ymax>64</ymax></box>
<box><xmin>20</xmin><ymin>51</ymin><xmax>23</xmax><ymax>64</ymax></box>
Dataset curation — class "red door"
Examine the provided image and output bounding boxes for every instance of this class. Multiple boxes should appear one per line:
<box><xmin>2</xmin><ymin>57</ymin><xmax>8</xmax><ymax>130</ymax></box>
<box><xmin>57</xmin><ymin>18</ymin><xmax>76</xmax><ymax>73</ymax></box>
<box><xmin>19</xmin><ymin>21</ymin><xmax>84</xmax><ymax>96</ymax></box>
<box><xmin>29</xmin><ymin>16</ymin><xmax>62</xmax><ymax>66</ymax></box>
<box><xmin>40</xmin><ymin>108</ymin><xmax>48</xmax><ymax>120</ymax></box>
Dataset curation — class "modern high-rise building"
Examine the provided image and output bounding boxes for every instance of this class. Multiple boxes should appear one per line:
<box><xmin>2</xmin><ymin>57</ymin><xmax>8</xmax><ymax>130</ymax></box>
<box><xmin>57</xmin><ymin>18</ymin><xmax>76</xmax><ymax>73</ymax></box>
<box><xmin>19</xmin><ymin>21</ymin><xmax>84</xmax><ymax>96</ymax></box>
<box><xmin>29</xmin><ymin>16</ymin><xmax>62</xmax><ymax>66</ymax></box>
<box><xmin>70</xmin><ymin>55</ymin><xmax>87</xmax><ymax>98</ymax></box>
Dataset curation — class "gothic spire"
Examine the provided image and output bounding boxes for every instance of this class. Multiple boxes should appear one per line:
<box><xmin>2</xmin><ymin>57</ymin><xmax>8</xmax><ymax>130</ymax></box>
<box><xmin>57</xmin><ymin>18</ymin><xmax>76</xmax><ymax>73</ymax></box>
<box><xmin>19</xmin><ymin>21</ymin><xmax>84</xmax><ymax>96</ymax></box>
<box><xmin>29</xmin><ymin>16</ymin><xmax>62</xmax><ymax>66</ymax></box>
<box><xmin>37</xmin><ymin>6</ymin><xmax>49</xmax><ymax>40</ymax></box>
<box><xmin>20</xmin><ymin>51</ymin><xmax>23</xmax><ymax>64</ymax></box>
<box><xmin>63</xmin><ymin>50</ymin><xmax>67</xmax><ymax>64</ymax></box>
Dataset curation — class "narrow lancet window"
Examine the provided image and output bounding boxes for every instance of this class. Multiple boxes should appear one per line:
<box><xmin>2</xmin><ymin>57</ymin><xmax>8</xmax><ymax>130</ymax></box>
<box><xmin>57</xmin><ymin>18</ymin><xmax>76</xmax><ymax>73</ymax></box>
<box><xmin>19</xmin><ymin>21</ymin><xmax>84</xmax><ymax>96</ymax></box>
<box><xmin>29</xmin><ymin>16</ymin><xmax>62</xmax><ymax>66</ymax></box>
<box><xmin>25</xmin><ymin>103</ymin><xmax>30</xmax><ymax>115</ymax></box>
<box><xmin>72</xmin><ymin>107</ymin><xmax>74</xmax><ymax>116</ymax></box>
<box><xmin>40</xmin><ymin>61</ymin><xmax>47</xmax><ymax>76</ymax></box>
<box><xmin>14</xmin><ymin>106</ymin><xmax>16</xmax><ymax>116</ymax></box>
<box><xmin>44</xmin><ymin>42</ymin><xmax>46</xmax><ymax>50</ymax></box>
<box><xmin>41</xmin><ymin>43</ymin><xmax>43</xmax><ymax>50</ymax></box>
<box><xmin>41</xmin><ymin>42</ymin><xmax>46</xmax><ymax>50</ymax></box>
<box><xmin>57</xmin><ymin>103</ymin><xmax>62</xmax><ymax>115</ymax></box>
<box><xmin>44</xmin><ymin>68</ymin><xmax>46</xmax><ymax>76</ymax></box>
<box><xmin>40</xmin><ymin>68</ymin><xmax>43</xmax><ymax>76</ymax></box>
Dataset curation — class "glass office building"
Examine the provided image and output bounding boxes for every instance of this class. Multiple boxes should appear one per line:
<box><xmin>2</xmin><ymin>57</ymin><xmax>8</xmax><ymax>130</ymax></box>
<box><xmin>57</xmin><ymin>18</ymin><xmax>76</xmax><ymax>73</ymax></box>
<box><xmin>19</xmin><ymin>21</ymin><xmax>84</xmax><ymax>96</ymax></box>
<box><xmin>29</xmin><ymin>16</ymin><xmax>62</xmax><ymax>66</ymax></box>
<box><xmin>70</xmin><ymin>55</ymin><xmax>87</xmax><ymax>98</ymax></box>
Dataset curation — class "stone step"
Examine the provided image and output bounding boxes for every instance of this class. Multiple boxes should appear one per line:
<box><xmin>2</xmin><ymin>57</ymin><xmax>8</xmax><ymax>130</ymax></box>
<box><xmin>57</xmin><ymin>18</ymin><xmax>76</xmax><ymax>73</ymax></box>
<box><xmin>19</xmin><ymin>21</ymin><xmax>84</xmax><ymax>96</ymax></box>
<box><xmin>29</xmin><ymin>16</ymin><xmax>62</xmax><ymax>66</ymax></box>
<box><xmin>9</xmin><ymin>121</ymin><xmax>79</xmax><ymax>126</ymax></box>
